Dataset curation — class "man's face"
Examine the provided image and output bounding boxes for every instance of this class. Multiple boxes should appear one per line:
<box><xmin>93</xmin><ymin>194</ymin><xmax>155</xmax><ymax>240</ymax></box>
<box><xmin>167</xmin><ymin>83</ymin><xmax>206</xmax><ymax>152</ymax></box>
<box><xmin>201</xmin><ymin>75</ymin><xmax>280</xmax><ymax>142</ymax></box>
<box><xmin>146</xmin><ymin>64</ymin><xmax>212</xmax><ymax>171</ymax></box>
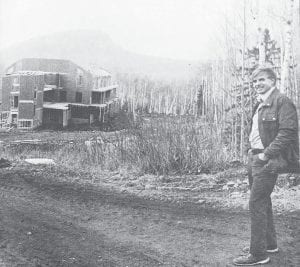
<box><xmin>252</xmin><ymin>72</ymin><xmax>275</xmax><ymax>95</ymax></box>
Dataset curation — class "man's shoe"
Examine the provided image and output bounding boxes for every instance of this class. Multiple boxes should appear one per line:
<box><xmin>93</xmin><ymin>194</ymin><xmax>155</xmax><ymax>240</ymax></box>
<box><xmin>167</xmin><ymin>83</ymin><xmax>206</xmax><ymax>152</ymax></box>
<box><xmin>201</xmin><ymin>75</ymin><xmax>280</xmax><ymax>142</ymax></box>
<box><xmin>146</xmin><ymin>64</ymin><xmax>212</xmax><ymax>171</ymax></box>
<box><xmin>233</xmin><ymin>254</ymin><xmax>270</xmax><ymax>266</ymax></box>
<box><xmin>242</xmin><ymin>246</ymin><xmax>279</xmax><ymax>254</ymax></box>
<box><xmin>266</xmin><ymin>248</ymin><xmax>279</xmax><ymax>253</ymax></box>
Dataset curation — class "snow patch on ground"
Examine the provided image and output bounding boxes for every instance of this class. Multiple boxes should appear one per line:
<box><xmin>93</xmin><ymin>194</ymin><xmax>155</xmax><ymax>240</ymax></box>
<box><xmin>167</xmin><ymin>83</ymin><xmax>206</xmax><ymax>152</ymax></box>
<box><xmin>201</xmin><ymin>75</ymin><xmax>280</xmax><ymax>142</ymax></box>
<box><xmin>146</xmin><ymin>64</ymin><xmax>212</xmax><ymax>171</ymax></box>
<box><xmin>25</xmin><ymin>158</ymin><xmax>56</xmax><ymax>165</ymax></box>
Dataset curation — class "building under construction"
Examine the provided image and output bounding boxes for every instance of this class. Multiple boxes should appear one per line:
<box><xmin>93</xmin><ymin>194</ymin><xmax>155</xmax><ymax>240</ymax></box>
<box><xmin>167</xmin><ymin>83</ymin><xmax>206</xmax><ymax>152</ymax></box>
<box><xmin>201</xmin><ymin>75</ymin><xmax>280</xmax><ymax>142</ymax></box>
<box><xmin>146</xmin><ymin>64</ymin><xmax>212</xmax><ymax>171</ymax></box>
<box><xmin>1</xmin><ymin>58</ymin><xmax>119</xmax><ymax>129</ymax></box>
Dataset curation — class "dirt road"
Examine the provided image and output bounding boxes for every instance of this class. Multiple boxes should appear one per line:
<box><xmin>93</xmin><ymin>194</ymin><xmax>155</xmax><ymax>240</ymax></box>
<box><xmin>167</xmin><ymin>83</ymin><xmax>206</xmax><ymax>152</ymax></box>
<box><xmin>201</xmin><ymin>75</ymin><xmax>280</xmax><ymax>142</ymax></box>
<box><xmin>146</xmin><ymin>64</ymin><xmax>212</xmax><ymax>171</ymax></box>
<box><xmin>0</xmin><ymin>165</ymin><xmax>299</xmax><ymax>266</ymax></box>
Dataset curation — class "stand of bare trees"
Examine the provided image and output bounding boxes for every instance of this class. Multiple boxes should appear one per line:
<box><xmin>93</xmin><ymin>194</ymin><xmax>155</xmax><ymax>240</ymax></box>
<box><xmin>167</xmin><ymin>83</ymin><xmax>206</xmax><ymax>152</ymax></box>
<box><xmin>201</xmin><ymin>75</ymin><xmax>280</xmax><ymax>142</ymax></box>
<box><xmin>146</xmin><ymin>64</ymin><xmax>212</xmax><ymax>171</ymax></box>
<box><xmin>116</xmin><ymin>0</ymin><xmax>300</xmax><ymax>161</ymax></box>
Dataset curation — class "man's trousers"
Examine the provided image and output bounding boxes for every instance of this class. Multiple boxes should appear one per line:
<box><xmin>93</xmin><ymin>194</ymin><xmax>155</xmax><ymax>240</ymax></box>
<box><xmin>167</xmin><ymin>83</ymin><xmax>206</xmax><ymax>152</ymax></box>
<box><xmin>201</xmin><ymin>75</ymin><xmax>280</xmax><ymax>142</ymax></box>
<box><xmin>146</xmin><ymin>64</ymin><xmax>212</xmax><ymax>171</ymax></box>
<box><xmin>248</xmin><ymin>152</ymin><xmax>278</xmax><ymax>258</ymax></box>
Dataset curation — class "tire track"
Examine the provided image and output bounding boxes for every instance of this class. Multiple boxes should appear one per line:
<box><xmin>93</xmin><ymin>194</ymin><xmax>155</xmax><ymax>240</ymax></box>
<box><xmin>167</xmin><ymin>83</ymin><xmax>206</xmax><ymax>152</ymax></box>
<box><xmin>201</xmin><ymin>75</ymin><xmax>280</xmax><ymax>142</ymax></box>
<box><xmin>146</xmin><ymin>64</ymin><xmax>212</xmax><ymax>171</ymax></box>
<box><xmin>0</xmin><ymin>166</ymin><xmax>299</xmax><ymax>267</ymax></box>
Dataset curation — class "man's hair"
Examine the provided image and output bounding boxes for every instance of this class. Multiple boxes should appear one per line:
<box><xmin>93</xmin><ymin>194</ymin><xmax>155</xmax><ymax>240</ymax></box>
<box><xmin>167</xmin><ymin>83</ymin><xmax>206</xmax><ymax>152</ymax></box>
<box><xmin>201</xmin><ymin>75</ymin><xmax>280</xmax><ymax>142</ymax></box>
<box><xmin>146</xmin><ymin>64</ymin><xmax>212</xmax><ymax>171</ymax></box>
<box><xmin>252</xmin><ymin>67</ymin><xmax>277</xmax><ymax>82</ymax></box>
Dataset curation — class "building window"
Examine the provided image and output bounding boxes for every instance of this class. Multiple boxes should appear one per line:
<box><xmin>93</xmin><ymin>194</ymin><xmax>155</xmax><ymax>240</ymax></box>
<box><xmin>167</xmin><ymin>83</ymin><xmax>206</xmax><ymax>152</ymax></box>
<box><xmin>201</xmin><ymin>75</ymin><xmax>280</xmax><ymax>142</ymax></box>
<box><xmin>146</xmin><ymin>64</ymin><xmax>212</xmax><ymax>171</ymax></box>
<box><xmin>33</xmin><ymin>86</ymin><xmax>38</xmax><ymax>99</ymax></box>
<box><xmin>18</xmin><ymin>120</ymin><xmax>32</xmax><ymax>129</ymax></box>
<box><xmin>13</xmin><ymin>76</ymin><xmax>19</xmax><ymax>84</ymax></box>
<box><xmin>105</xmin><ymin>90</ymin><xmax>111</xmax><ymax>100</ymax></box>
<box><xmin>75</xmin><ymin>92</ymin><xmax>82</xmax><ymax>103</ymax></box>
<box><xmin>78</xmin><ymin>75</ymin><xmax>83</xmax><ymax>85</ymax></box>
<box><xmin>95</xmin><ymin>77</ymin><xmax>100</xmax><ymax>88</ymax></box>
<box><xmin>12</xmin><ymin>96</ymin><xmax>19</xmax><ymax>108</ymax></box>
<box><xmin>11</xmin><ymin>114</ymin><xmax>18</xmax><ymax>124</ymax></box>
<box><xmin>43</xmin><ymin>90</ymin><xmax>54</xmax><ymax>102</ymax></box>
<box><xmin>91</xmin><ymin>92</ymin><xmax>104</xmax><ymax>104</ymax></box>
<box><xmin>60</xmin><ymin>91</ymin><xmax>67</xmax><ymax>102</ymax></box>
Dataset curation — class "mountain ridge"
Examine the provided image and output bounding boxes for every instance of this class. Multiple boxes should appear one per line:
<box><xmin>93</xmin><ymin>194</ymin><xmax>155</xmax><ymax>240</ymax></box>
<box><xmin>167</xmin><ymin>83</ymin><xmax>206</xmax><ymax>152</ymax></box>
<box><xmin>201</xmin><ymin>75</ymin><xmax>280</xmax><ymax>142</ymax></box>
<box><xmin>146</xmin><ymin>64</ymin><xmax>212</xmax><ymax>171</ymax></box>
<box><xmin>0</xmin><ymin>30</ymin><xmax>198</xmax><ymax>80</ymax></box>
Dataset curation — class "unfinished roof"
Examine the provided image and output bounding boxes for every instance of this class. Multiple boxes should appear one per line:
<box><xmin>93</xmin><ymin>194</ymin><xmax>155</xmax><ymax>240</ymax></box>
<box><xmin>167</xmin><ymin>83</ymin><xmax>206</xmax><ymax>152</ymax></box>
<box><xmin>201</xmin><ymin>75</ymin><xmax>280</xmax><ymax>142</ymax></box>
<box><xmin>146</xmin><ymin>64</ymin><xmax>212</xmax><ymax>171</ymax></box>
<box><xmin>89</xmin><ymin>68</ymin><xmax>111</xmax><ymax>77</ymax></box>
<box><xmin>5</xmin><ymin>58</ymin><xmax>82</xmax><ymax>75</ymax></box>
<box><xmin>7</xmin><ymin>71</ymin><xmax>68</xmax><ymax>76</ymax></box>
<box><xmin>92</xmin><ymin>84</ymin><xmax>118</xmax><ymax>92</ymax></box>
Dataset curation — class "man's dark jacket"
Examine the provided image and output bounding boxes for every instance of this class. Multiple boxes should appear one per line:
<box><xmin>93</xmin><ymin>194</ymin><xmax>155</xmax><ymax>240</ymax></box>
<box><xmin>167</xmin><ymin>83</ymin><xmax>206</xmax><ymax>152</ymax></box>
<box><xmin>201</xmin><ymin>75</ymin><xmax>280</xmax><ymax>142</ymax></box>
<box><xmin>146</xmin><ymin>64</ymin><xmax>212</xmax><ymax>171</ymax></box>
<box><xmin>249</xmin><ymin>88</ymin><xmax>300</xmax><ymax>173</ymax></box>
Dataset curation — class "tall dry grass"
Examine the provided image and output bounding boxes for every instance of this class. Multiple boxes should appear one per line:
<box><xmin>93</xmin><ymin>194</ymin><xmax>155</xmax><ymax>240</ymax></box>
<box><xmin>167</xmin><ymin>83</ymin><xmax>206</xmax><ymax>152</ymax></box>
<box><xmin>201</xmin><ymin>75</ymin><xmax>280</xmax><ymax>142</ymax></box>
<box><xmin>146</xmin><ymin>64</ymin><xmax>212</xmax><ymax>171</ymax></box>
<box><xmin>123</xmin><ymin>116</ymin><xmax>234</xmax><ymax>174</ymax></box>
<box><xmin>0</xmin><ymin>116</ymin><xmax>235</xmax><ymax>175</ymax></box>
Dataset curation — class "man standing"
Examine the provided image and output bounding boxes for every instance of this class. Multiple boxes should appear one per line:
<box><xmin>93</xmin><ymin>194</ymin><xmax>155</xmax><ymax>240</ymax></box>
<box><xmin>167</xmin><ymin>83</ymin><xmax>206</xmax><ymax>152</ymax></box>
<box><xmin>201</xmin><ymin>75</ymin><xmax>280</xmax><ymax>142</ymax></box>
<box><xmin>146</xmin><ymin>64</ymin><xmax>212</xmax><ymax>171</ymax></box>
<box><xmin>233</xmin><ymin>67</ymin><xmax>299</xmax><ymax>266</ymax></box>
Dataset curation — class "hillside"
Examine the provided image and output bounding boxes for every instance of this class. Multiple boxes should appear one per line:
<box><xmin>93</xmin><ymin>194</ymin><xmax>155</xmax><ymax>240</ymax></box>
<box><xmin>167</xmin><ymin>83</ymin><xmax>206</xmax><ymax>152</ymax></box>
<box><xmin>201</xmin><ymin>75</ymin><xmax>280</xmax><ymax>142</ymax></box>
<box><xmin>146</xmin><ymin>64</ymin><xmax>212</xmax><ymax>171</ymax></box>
<box><xmin>0</xmin><ymin>30</ymin><xmax>197</xmax><ymax>80</ymax></box>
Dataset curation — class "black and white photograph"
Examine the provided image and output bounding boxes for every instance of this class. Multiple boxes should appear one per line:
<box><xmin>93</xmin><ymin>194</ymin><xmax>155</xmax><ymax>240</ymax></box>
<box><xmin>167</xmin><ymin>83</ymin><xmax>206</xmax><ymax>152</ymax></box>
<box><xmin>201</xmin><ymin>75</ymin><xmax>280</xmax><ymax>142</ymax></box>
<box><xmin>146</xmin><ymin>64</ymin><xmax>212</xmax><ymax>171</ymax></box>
<box><xmin>0</xmin><ymin>0</ymin><xmax>299</xmax><ymax>266</ymax></box>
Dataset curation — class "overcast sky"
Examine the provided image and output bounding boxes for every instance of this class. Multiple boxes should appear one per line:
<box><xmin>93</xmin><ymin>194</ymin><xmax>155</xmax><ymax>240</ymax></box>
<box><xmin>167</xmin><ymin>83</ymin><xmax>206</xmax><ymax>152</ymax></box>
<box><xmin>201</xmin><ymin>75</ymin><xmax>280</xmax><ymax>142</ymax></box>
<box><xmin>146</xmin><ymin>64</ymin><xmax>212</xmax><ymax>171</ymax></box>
<box><xmin>0</xmin><ymin>0</ymin><xmax>288</xmax><ymax>61</ymax></box>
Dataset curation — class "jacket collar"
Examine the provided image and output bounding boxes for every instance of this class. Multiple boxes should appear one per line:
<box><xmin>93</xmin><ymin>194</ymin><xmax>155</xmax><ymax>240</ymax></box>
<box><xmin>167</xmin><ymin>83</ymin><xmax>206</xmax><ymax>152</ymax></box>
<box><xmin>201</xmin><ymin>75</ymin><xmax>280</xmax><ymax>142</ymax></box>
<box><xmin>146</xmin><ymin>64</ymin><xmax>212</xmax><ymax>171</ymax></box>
<box><xmin>261</xmin><ymin>88</ymin><xmax>280</xmax><ymax>107</ymax></box>
<box><xmin>252</xmin><ymin>88</ymin><xmax>280</xmax><ymax>116</ymax></box>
